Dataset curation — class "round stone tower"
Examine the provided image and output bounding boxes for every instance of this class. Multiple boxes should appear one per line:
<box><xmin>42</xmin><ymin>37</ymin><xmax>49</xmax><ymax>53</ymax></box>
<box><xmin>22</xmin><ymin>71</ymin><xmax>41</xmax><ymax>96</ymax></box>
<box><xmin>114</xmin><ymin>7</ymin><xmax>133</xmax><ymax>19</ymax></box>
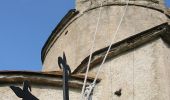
<box><xmin>42</xmin><ymin>0</ymin><xmax>170</xmax><ymax>99</ymax></box>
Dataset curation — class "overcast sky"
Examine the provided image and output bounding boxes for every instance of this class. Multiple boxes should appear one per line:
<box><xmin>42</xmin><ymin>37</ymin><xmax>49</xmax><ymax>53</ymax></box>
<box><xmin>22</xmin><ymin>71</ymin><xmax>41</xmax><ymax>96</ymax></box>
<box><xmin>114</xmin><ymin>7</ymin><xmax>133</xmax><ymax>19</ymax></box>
<box><xmin>0</xmin><ymin>0</ymin><xmax>169</xmax><ymax>71</ymax></box>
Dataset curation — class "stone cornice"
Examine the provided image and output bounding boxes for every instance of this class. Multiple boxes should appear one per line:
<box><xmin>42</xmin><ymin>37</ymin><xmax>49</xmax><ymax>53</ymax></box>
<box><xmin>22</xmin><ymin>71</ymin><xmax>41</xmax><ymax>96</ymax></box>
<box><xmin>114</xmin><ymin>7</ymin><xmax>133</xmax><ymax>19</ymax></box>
<box><xmin>73</xmin><ymin>23</ymin><xmax>170</xmax><ymax>74</ymax></box>
<box><xmin>0</xmin><ymin>71</ymin><xmax>100</xmax><ymax>88</ymax></box>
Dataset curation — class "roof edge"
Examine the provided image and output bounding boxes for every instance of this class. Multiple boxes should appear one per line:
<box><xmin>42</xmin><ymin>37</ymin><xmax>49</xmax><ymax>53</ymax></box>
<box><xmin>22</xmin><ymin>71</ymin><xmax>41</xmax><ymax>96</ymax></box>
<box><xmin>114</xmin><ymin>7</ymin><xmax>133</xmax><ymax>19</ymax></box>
<box><xmin>41</xmin><ymin>9</ymin><xmax>79</xmax><ymax>63</ymax></box>
<box><xmin>0</xmin><ymin>71</ymin><xmax>100</xmax><ymax>88</ymax></box>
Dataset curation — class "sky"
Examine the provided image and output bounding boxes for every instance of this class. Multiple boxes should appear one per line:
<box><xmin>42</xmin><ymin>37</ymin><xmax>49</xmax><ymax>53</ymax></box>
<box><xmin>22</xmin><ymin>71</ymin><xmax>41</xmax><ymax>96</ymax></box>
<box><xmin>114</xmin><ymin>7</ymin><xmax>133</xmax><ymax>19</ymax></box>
<box><xmin>165</xmin><ymin>0</ymin><xmax>170</xmax><ymax>7</ymax></box>
<box><xmin>0</xmin><ymin>0</ymin><xmax>169</xmax><ymax>71</ymax></box>
<box><xmin>0</xmin><ymin>0</ymin><xmax>74</xmax><ymax>71</ymax></box>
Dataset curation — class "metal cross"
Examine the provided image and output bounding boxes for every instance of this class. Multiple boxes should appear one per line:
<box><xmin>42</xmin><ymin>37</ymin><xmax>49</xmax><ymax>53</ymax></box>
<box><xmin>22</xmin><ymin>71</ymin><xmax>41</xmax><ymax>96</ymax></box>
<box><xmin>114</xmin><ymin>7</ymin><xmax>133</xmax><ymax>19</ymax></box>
<box><xmin>10</xmin><ymin>80</ymin><xmax>39</xmax><ymax>100</ymax></box>
<box><xmin>58</xmin><ymin>52</ymin><xmax>71</xmax><ymax>100</ymax></box>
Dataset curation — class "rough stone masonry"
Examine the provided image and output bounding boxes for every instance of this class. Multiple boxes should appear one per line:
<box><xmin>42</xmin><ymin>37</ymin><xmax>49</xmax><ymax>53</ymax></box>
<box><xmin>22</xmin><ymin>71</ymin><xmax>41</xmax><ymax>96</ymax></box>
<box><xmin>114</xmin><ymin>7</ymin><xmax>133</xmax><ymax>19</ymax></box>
<box><xmin>0</xmin><ymin>0</ymin><xmax>170</xmax><ymax>100</ymax></box>
<box><xmin>42</xmin><ymin>0</ymin><xmax>170</xmax><ymax>99</ymax></box>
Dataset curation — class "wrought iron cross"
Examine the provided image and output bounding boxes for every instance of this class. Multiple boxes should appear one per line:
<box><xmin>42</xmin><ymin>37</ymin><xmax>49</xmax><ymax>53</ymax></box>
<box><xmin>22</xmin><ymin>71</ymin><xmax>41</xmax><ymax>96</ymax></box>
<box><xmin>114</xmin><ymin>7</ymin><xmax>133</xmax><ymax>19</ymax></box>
<box><xmin>58</xmin><ymin>52</ymin><xmax>71</xmax><ymax>100</ymax></box>
<box><xmin>10</xmin><ymin>80</ymin><xmax>39</xmax><ymax>100</ymax></box>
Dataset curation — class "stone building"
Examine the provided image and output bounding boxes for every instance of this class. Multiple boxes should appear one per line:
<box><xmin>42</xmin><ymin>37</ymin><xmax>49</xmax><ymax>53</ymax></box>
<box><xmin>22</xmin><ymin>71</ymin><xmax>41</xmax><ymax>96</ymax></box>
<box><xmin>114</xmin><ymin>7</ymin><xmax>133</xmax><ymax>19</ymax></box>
<box><xmin>0</xmin><ymin>0</ymin><xmax>170</xmax><ymax>100</ymax></box>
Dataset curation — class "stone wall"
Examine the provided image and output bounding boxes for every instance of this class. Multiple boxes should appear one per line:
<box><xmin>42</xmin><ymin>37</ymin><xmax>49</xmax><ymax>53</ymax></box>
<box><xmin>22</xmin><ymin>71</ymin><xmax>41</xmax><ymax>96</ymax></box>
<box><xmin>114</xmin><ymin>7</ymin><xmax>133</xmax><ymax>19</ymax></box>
<box><xmin>89</xmin><ymin>39</ymin><xmax>170</xmax><ymax>100</ymax></box>
<box><xmin>42</xmin><ymin>0</ymin><xmax>170</xmax><ymax>99</ymax></box>
<box><xmin>0</xmin><ymin>85</ymin><xmax>80</xmax><ymax>100</ymax></box>
<box><xmin>0</xmin><ymin>71</ymin><xmax>99</xmax><ymax>100</ymax></box>
<box><xmin>43</xmin><ymin>5</ymin><xmax>168</xmax><ymax>72</ymax></box>
<box><xmin>76</xmin><ymin>0</ymin><xmax>165</xmax><ymax>13</ymax></box>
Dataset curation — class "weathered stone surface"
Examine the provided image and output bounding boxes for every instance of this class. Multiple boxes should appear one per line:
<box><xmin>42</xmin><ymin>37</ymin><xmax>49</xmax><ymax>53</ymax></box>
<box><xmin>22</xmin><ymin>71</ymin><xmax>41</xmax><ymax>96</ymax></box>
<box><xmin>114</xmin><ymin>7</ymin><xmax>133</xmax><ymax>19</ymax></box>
<box><xmin>76</xmin><ymin>0</ymin><xmax>165</xmax><ymax>13</ymax></box>
<box><xmin>73</xmin><ymin>23</ymin><xmax>170</xmax><ymax>73</ymax></box>
<box><xmin>0</xmin><ymin>71</ymin><xmax>100</xmax><ymax>88</ymax></box>
<box><xmin>0</xmin><ymin>0</ymin><xmax>167</xmax><ymax>100</ymax></box>
<box><xmin>43</xmin><ymin>5</ymin><xmax>168</xmax><ymax>72</ymax></box>
<box><xmin>41</xmin><ymin>0</ymin><xmax>170</xmax><ymax>99</ymax></box>
<box><xmin>0</xmin><ymin>86</ymin><xmax>80</xmax><ymax>100</ymax></box>
<box><xmin>0</xmin><ymin>71</ymin><xmax>100</xmax><ymax>100</ymax></box>
<box><xmin>90</xmin><ymin>39</ymin><xmax>170</xmax><ymax>100</ymax></box>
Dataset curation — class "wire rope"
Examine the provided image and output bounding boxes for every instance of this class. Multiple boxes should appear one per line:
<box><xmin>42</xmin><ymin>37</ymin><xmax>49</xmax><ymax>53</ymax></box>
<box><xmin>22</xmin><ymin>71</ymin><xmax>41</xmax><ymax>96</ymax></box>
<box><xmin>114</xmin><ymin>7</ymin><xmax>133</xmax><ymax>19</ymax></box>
<box><xmin>80</xmin><ymin>1</ymin><xmax>104</xmax><ymax>100</ymax></box>
<box><xmin>85</xmin><ymin>0</ymin><xmax>130</xmax><ymax>99</ymax></box>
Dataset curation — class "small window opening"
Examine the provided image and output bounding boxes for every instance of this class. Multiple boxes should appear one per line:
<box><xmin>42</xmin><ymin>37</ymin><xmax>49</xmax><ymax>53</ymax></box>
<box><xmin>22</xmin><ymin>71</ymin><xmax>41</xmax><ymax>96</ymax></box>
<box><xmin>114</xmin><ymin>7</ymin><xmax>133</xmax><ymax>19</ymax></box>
<box><xmin>114</xmin><ymin>89</ymin><xmax>122</xmax><ymax>97</ymax></box>
<box><xmin>65</xmin><ymin>31</ymin><xmax>68</xmax><ymax>35</ymax></box>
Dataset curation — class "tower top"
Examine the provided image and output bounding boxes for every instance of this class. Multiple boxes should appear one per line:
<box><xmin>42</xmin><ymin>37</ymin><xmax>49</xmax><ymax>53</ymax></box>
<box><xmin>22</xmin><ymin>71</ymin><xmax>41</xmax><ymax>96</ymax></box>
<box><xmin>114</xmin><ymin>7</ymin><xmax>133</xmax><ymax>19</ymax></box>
<box><xmin>76</xmin><ymin>0</ymin><xmax>165</xmax><ymax>13</ymax></box>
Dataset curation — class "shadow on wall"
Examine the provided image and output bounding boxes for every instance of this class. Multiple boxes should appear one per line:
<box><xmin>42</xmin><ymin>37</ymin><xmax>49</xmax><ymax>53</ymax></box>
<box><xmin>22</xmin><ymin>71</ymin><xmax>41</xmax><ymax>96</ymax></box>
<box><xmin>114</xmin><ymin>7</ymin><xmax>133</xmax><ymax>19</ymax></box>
<box><xmin>165</xmin><ymin>0</ymin><xmax>170</xmax><ymax>7</ymax></box>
